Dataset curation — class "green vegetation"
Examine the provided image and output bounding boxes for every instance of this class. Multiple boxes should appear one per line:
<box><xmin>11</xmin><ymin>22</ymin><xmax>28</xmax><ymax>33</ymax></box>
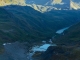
<box><xmin>0</xmin><ymin>5</ymin><xmax>80</xmax><ymax>45</ymax></box>
<box><xmin>0</xmin><ymin>5</ymin><xmax>80</xmax><ymax>59</ymax></box>
<box><xmin>54</xmin><ymin>22</ymin><xmax>80</xmax><ymax>45</ymax></box>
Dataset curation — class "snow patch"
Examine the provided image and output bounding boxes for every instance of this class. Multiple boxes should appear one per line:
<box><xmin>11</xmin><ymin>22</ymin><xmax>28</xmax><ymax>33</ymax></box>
<box><xmin>3</xmin><ymin>43</ymin><xmax>11</xmax><ymax>46</ymax></box>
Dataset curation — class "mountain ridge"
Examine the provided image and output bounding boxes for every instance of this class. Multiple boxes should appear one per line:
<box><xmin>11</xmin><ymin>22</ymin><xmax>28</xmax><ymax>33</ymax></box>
<box><xmin>0</xmin><ymin>0</ymin><xmax>80</xmax><ymax>12</ymax></box>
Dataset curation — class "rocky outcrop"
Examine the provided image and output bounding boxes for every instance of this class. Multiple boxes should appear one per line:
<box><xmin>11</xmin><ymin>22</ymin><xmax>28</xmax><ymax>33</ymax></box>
<box><xmin>41</xmin><ymin>46</ymin><xmax>67</xmax><ymax>60</ymax></box>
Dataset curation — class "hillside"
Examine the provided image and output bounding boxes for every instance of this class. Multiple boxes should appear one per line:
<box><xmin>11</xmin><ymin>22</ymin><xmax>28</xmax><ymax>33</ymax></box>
<box><xmin>0</xmin><ymin>5</ymin><xmax>80</xmax><ymax>44</ymax></box>
<box><xmin>40</xmin><ymin>22</ymin><xmax>80</xmax><ymax>60</ymax></box>
<box><xmin>54</xmin><ymin>22</ymin><xmax>80</xmax><ymax>45</ymax></box>
<box><xmin>0</xmin><ymin>0</ymin><xmax>80</xmax><ymax>60</ymax></box>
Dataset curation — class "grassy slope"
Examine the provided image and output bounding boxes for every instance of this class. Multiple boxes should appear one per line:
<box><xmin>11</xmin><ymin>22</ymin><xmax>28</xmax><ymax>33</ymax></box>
<box><xmin>0</xmin><ymin>7</ymin><xmax>29</xmax><ymax>44</ymax></box>
<box><xmin>3</xmin><ymin>5</ymin><xmax>56</xmax><ymax>41</ymax></box>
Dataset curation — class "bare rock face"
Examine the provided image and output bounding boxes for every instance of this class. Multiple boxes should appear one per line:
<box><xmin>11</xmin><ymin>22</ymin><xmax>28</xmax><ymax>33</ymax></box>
<box><xmin>0</xmin><ymin>0</ymin><xmax>26</xmax><ymax>6</ymax></box>
<box><xmin>70</xmin><ymin>0</ymin><xmax>80</xmax><ymax>10</ymax></box>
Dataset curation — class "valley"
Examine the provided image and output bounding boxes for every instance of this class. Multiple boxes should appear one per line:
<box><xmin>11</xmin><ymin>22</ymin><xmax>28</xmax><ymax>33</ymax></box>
<box><xmin>0</xmin><ymin>0</ymin><xmax>80</xmax><ymax>60</ymax></box>
<box><xmin>0</xmin><ymin>20</ymin><xmax>80</xmax><ymax>60</ymax></box>
<box><xmin>0</xmin><ymin>5</ymin><xmax>80</xmax><ymax>44</ymax></box>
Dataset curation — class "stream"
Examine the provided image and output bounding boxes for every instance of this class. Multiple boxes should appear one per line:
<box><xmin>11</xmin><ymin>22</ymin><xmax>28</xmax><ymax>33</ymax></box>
<box><xmin>0</xmin><ymin>27</ymin><xmax>70</xmax><ymax>60</ymax></box>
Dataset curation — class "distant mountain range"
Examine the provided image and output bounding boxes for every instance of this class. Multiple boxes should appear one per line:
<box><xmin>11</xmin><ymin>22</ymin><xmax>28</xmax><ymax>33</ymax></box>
<box><xmin>0</xmin><ymin>0</ymin><xmax>80</xmax><ymax>12</ymax></box>
<box><xmin>26</xmin><ymin>0</ymin><xmax>80</xmax><ymax>12</ymax></box>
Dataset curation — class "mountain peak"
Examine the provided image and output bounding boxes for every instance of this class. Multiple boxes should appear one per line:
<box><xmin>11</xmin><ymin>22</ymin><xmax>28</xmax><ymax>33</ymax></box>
<box><xmin>0</xmin><ymin>0</ymin><xmax>80</xmax><ymax>12</ymax></box>
<box><xmin>70</xmin><ymin>0</ymin><xmax>80</xmax><ymax>10</ymax></box>
<box><xmin>51</xmin><ymin>0</ymin><xmax>63</xmax><ymax>5</ymax></box>
<box><xmin>0</xmin><ymin>0</ymin><xmax>26</xmax><ymax>6</ymax></box>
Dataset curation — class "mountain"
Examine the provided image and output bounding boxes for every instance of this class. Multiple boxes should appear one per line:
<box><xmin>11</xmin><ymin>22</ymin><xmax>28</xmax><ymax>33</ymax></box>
<box><xmin>26</xmin><ymin>0</ymin><xmax>69</xmax><ymax>6</ymax></box>
<box><xmin>0</xmin><ymin>0</ymin><xmax>26</xmax><ymax>6</ymax></box>
<box><xmin>26</xmin><ymin>0</ymin><xmax>80</xmax><ymax>12</ymax></box>
<box><xmin>0</xmin><ymin>0</ymin><xmax>80</xmax><ymax>60</ymax></box>
<box><xmin>0</xmin><ymin>5</ymin><xmax>80</xmax><ymax>44</ymax></box>
<box><xmin>0</xmin><ymin>0</ymin><xmax>80</xmax><ymax>48</ymax></box>
<box><xmin>0</xmin><ymin>0</ymin><xmax>80</xmax><ymax>12</ymax></box>
<box><xmin>26</xmin><ymin>0</ymin><xmax>70</xmax><ymax>12</ymax></box>
<box><xmin>0</xmin><ymin>1</ymin><xmax>80</xmax><ymax>60</ymax></box>
<box><xmin>0</xmin><ymin>6</ymin><xmax>53</xmax><ymax>44</ymax></box>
